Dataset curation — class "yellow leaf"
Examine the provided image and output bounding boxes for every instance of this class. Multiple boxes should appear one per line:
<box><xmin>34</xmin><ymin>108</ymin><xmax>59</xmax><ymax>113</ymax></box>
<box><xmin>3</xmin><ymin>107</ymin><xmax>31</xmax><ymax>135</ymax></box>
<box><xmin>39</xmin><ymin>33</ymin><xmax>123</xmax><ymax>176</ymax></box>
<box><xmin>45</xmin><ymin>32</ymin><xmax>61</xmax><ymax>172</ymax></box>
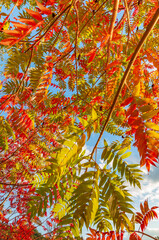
<box><xmin>3</xmin><ymin>21</ymin><xmax>10</xmax><ymax>30</ymax></box>
<box><xmin>93</xmin><ymin>121</ymin><xmax>98</xmax><ymax>132</ymax></box>
<box><xmin>92</xmin><ymin>108</ymin><xmax>97</xmax><ymax>121</ymax></box>
<box><xmin>92</xmin><ymin>108</ymin><xmax>98</xmax><ymax>132</ymax></box>
<box><xmin>87</xmin><ymin>127</ymin><xmax>92</xmax><ymax>141</ymax></box>
<box><xmin>133</xmin><ymin>81</ymin><xmax>140</xmax><ymax>96</ymax></box>
<box><xmin>145</xmin><ymin>122</ymin><xmax>159</xmax><ymax>131</ymax></box>
<box><xmin>142</xmin><ymin>109</ymin><xmax>159</xmax><ymax>120</ymax></box>
<box><xmin>77</xmin><ymin>133</ymin><xmax>86</xmax><ymax>149</ymax></box>
<box><xmin>146</xmin><ymin>130</ymin><xmax>159</xmax><ymax>139</ymax></box>
<box><xmin>78</xmin><ymin>117</ymin><xmax>88</xmax><ymax>127</ymax></box>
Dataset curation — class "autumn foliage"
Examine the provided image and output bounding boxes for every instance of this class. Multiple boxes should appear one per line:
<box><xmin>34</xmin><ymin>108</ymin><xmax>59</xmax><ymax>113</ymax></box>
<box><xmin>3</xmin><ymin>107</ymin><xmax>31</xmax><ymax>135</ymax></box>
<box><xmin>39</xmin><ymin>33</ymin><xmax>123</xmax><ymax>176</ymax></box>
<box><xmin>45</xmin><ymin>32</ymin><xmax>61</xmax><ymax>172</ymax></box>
<box><xmin>0</xmin><ymin>0</ymin><xmax>158</xmax><ymax>239</ymax></box>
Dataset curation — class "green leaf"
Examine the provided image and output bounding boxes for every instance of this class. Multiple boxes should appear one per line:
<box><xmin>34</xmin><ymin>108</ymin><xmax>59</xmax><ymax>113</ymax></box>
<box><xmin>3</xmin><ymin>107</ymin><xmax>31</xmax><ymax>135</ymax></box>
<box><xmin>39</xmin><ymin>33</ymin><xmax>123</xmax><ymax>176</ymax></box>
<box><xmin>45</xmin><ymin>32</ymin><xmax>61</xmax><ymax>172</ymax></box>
<box><xmin>38</xmin><ymin>199</ymin><xmax>43</xmax><ymax>216</ymax></box>
<box><xmin>78</xmin><ymin>117</ymin><xmax>88</xmax><ymax>127</ymax></box>
<box><xmin>142</xmin><ymin>109</ymin><xmax>159</xmax><ymax>120</ymax></box>
<box><xmin>121</xmin><ymin>152</ymin><xmax>131</xmax><ymax>159</ymax></box>
<box><xmin>113</xmin><ymin>154</ymin><xmax>119</xmax><ymax>170</ymax></box>
<box><xmin>49</xmin><ymin>189</ymin><xmax>53</xmax><ymax>206</ymax></box>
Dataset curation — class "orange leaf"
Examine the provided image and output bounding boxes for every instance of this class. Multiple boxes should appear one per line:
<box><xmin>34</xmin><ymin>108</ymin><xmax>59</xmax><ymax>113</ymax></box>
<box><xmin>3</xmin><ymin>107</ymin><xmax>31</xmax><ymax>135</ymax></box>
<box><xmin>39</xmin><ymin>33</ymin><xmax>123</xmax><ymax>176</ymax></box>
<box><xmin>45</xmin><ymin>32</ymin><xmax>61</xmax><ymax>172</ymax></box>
<box><xmin>89</xmin><ymin>228</ymin><xmax>97</xmax><ymax>236</ymax></box>
<box><xmin>19</xmin><ymin>18</ymin><xmax>37</xmax><ymax>26</ymax></box>
<box><xmin>11</xmin><ymin>21</ymin><xmax>29</xmax><ymax>30</ymax></box>
<box><xmin>140</xmin><ymin>203</ymin><xmax>145</xmax><ymax>215</ymax></box>
<box><xmin>3</xmin><ymin>29</ymin><xmax>22</xmax><ymax>37</ymax></box>
<box><xmin>144</xmin><ymin>200</ymin><xmax>149</xmax><ymax>212</ymax></box>
<box><xmin>25</xmin><ymin>8</ymin><xmax>43</xmax><ymax>21</ymax></box>
<box><xmin>0</xmin><ymin>38</ymin><xmax>16</xmax><ymax>45</ymax></box>
<box><xmin>36</xmin><ymin>0</ymin><xmax>52</xmax><ymax>15</ymax></box>
<box><xmin>105</xmin><ymin>60</ymin><xmax>120</xmax><ymax>70</ymax></box>
<box><xmin>16</xmin><ymin>0</ymin><xmax>23</xmax><ymax>6</ymax></box>
<box><xmin>9</xmin><ymin>20</ymin><xmax>43</xmax><ymax>46</ymax></box>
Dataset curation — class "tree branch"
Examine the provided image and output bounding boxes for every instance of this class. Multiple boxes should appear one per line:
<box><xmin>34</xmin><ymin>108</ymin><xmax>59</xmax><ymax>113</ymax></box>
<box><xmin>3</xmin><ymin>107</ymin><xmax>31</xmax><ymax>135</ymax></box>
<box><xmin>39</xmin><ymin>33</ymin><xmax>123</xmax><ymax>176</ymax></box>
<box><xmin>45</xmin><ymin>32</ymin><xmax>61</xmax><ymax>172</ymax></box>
<box><xmin>130</xmin><ymin>230</ymin><xmax>158</xmax><ymax>240</ymax></box>
<box><xmin>0</xmin><ymin>182</ymin><xmax>32</xmax><ymax>187</ymax></box>
<box><xmin>74</xmin><ymin>0</ymin><xmax>79</xmax><ymax>97</ymax></box>
<box><xmin>90</xmin><ymin>7</ymin><xmax>159</xmax><ymax>159</ymax></box>
<box><xmin>0</xmin><ymin>187</ymin><xmax>15</xmax><ymax>208</ymax></box>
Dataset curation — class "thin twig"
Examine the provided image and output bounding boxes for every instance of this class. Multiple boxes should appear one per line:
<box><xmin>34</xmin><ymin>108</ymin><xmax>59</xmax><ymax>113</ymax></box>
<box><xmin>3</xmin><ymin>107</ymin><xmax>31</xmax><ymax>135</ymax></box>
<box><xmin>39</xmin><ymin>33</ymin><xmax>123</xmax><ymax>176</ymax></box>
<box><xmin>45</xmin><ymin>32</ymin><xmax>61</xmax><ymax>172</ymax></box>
<box><xmin>53</xmin><ymin>47</ymin><xmax>75</xmax><ymax>66</ymax></box>
<box><xmin>53</xmin><ymin>0</ymin><xmax>109</xmax><ymax>69</ymax></box>
<box><xmin>50</xmin><ymin>1</ymin><xmax>74</xmax><ymax>52</ymax></box>
<box><xmin>106</xmin><ymin>0</ymin><xmax>120</xmax><ymax>65</ymax></box>
<box><xmin>123</xmin><ymin>0</ymin><xmax>131</xmax><ymax>33</ymax></box>
<box><xmin>79</xmin><ymin>0</ymin><xmax>109</xmax><ymax>35</ymax></box>
<box><xmin>90</xmin><ymin>7</ymin><xmax>159</xmax><ymax>160</ymax></box>
<box><xmin>0</xmin><ymin>3</ymin><xmax>17</xmax><ymax>31</ymax></box>
<box><xmin>123</xmin><ymin>0</ymin><xmax>131</xmax><ymax>52</ymax></box>
<box><xmin>130</xmin><ymin>230</ymin><xmax>158</xmax><ymax>240</ymax></box>
<box><xmin>0</xmin><ymin>186</ymin><xmax>15</xmax><ymax>208</ymax></box>
<box><xmin>25</xmin><ymin>4</ymin><xmax>71</xmax><ymax>53</ymax></box>
<box><xmin>74</xmin><ymin>0</ymin><xmax>79</xmax><ymax>97</ymax></box>
<box><xmin>115</xmin><ymin>0</ymin><xmax>133</xmax><ymax>30</ymax></box>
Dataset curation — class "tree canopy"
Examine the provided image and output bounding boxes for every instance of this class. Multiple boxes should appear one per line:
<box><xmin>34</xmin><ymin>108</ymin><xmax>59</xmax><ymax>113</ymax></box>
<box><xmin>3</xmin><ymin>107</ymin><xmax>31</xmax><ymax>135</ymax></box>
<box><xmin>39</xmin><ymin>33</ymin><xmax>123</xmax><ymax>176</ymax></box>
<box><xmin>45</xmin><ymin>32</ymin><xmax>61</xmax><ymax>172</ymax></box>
<box><xmin>0</xmin><ymin>0</ymin><xmax>159</xmax><ymax>239</ymax></box>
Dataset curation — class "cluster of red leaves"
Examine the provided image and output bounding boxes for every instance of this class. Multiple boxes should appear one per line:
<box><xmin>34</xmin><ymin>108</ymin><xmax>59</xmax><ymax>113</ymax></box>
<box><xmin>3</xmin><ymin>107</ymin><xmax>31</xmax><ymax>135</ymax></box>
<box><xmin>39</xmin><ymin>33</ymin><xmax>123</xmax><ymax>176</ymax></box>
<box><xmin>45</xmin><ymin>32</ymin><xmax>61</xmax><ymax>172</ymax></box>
<box><xmin>0</xmin><ymin>1</ymin><xmax>52</xmax><ymax>46</ymax></box>
<box><xmin>135</xmin><ymin>200</ymin><xmax>158</xmax><ymax>232</ymax></box>
<box><xmin>129</xmin><ymin>232</ymin><xmax>142</xmax><ymax>240</ymax></box>
<box><xmin>121</xmin><ymin>96</ymin><xmax>159</xmax><ymax>171</ymax></box>
<box><xmin>87</xmin><ymin>228</ymin><xmax>124</xmax><ymax>240</ymax></box>
<box><xmin>0</xmin><ymin>186</ymin><xmax>36</xmax><ymax>240</ymax></box>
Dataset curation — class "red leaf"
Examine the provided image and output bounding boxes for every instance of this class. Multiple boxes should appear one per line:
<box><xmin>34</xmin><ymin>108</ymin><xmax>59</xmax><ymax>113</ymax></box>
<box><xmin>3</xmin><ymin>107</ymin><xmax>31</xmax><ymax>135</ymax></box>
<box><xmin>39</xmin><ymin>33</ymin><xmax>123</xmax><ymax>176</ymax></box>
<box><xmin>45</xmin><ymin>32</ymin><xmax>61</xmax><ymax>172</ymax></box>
<box><xmin>128</xmin><ymin>116</ymin><xmax>138</xmax><ymax>125</ymax></box>
<box><xmin>151</xmin><ymin>206</ymin><xmax>158</xmax><ymax>210</ymax></box>
<box><xmin>126</xmin><ymin>104</ymin><xmax>137</xmax><ymax>117</ymax></box>
<box><xmin>19</xmin><ymin>18</ymin><xmax>37</xmax><ymax>26</ymax></box>
<box><xmin>86</xmin><ymin>49</ymin><xmax>96</xmax><ymax>63</ymax></box>
<box><xmin>121</xmin><ymin>97</ymin><xmax>134</xmax><ymax>107</ymax></box>
<box><xmin>152</xmin><ymin>209</ymin><xmax>158</xmax><ymax>218</ymax></box>
<box><xmin>25</xmin><ymin>8</ymin><xmax>43</xmax><ymax>21</ymax></box>
<box><xmin>36</xmin><ymin>0</ymin><xmax>52</xmax><ymax>15</ymax></box>
<box><xmin>88</xmin><ymin>51</ymin><xmax>96</xmax><ymax>63</ymax></box>
<box><xmin>12</xmin><ymin>0</ymin><xmax>22</xmax><ymax>4</ymax></box>
<box><xmin>129</xmin><ymin>232</ymin><xmax>142</xmax><ymax>240</ymax></box>
<box><xmin>0</xmin><ymin>38</ymin><xmax>16</xmax><ymax>45</ymax></box>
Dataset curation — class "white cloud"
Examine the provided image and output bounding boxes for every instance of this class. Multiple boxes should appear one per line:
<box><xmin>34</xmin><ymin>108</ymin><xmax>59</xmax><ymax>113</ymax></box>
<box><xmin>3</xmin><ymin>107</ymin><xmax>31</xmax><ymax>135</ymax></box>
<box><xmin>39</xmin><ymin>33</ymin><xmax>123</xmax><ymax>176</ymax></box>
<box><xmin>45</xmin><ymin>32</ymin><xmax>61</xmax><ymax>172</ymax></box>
<box><xmin>99</xmin><ymin>159</ymin><xmax>105</xmax><ymax>169</ymax></box>
<box><xmin>82</xmin><ymin>144</ymin><xmax>91</xmax><ymax>156</ymax></box>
